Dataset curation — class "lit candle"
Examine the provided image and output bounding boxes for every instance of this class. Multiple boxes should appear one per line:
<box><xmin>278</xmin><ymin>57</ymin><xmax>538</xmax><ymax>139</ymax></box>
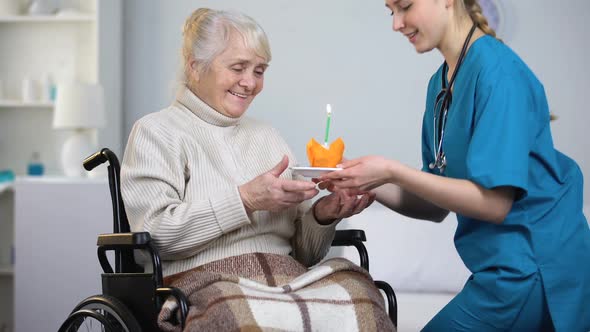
<box><xmin>323</xmin><ymin>104</ymin><xmax>332</xmax><ymax>148</ymax></box>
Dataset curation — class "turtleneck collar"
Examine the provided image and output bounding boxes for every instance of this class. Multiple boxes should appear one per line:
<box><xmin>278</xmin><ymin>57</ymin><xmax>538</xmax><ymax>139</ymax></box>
<box><xmin>175</xmin><ymin>85</ymin><xmax>242</xmax><ymax>127</ymax></box>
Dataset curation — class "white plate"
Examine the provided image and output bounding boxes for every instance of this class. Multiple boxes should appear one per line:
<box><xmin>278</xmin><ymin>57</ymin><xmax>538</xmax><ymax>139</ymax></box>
<box><xmin>290</xmin><ymin>166</ymin><xmax>342</xmax><ymax>178</ymax></box>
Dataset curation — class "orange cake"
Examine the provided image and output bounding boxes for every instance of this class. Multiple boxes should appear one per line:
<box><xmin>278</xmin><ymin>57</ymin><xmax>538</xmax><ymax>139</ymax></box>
<box><xmin>306</xmin><ymin>138</ymin><xmax>345</xmax><ymax>168</ymax></box>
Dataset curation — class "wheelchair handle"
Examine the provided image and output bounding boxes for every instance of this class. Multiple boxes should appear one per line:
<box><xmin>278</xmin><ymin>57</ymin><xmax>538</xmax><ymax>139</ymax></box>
<box><xmin>84</xmin><ymin>148</ymin><xmax>133</xmax><ymax>272</ymax></box>
<box><xmin>83</xmin><ymin>149</ymin><xmax>109</xmax><ymax>171</ymax></box>
<box><xmin>84</xmin><ymin>148</ymin><xmax>122</xmax><ymax>172</ymax></box>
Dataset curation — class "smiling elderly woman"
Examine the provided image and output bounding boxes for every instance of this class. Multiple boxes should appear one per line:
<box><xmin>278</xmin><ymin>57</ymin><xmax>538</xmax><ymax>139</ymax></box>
<box><xmin>120</xmin><ymin>8</ymin><xmax>395</xmax><ymax>332</ymax></box>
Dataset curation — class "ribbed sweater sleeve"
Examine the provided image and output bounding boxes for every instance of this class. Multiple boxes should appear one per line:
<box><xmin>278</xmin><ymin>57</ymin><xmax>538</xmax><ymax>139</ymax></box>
<box><xmin>291</xmin><ymin>203</ymin><xmax>339</xmax><ymax>267</ymax></box>
<box><xmin>121</xmin><ymin>115</ymin><xmax>250</xmax><ymax>260</ymax></box>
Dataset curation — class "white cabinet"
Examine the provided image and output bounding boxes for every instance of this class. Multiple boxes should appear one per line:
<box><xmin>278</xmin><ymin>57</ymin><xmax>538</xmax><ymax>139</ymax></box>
<box><xmin>14</xmin><ymin>177</ymin><xmax>112</xmax><ymax>332</ymax></box>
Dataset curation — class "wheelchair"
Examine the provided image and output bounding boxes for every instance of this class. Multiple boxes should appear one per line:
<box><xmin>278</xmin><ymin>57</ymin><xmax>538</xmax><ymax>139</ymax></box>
<box><xmin>58</xmin><ymin>148</ymin><xmax>398</xmax><ymax>332</ymax></box>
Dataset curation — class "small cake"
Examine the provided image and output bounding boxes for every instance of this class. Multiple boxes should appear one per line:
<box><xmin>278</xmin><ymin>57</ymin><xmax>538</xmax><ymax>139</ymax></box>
<box><xmin>306</xmin><ymin>138</ymin><xmax>345</xmax><ymax>168</ymax></box>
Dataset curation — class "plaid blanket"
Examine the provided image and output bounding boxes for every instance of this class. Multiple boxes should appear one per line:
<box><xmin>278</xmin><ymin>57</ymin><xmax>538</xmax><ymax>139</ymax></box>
<box><xmin>159</xmin><ymin>253</ymin><xmax>396</xmax><ymax>332</ymax></box>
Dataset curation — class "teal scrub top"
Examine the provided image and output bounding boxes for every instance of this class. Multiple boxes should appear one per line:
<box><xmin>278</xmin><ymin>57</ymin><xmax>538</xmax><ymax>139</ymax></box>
<box><xmin>421</xmin><ymin>35</ymin><xmax>590</xmax><ymax>331</ymax></box>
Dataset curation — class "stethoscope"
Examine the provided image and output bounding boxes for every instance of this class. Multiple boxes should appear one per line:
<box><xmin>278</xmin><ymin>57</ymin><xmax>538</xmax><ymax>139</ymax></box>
<box><xmin>429</xmin><ymin>23</ymin><xmax>477</xmax><ymax>173</ymax></box>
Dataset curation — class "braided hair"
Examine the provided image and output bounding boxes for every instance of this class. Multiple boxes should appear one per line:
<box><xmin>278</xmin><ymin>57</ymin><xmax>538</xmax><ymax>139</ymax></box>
<box><xmin>460</xmin><ymin>0</ymin><xmax>497</xmax><ymax>39</ymax></box>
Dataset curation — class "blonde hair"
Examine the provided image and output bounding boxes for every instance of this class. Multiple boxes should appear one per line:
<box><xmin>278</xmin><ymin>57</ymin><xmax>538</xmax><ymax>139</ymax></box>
<box><xmin>180</xmin><ymin>8</ymin><xmax>271</xmax><ymax>78</ymax></box>
<box><xmin>457</xmin><ymin>0</ymin><xmax>498</xmax><ymax>39</ymax></box>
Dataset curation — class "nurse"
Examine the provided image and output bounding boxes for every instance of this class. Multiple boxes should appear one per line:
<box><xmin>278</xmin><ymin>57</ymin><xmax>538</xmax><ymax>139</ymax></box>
<box><xmin>320</xmin><ymin>0</ymin><xmax>590</xmax><ymax>331</ymax></box>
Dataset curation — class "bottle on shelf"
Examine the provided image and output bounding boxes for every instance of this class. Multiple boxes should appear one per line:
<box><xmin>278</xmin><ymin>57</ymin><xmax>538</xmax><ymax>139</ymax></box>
<box><xmin>41</xmin><ymin>73</ymin><xmax>56</xmax><ymax>102</ymax></box>
<box><xmin>27</xmin><ymin>151</ymin><xmax>45</xmax><ymax>176</ymax></box>
<box><xmin>21</xmin><ymin>76</ymin><xmax>35</xmax><ymax>103</ymax></box>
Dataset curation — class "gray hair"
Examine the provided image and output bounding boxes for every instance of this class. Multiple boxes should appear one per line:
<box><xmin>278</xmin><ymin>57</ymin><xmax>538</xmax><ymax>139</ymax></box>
<box><xmin>181</xmin><ymin>8</ymin><xmax>271</xmax><ymax>78</ymax></box>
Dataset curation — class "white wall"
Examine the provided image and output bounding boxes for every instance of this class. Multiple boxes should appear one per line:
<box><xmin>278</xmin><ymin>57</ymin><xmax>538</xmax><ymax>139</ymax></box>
<box><xmin>97</xmin><ymin>0</ymin><xmax>124</xmax><ymax>158</ymax></box>
<box><xmin>123</xmin><ymin>0</ymin><xmax>590</xmax><ymax>206</ymax></box>
<box><xmin>123</xmin><ymin>0</ymin><xmax>439</xmax><ymax>166</ymax></box>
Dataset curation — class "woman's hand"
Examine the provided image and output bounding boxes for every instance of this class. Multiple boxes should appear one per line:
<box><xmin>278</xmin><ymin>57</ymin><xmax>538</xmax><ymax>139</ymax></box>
<box><xmin>319</xmin><ymin>155</ymin><xmax>398</xmax><ymax>191</ymax></box>
<box><xmin>239</xmin><ymin>156</ymin><xmax>319</xmax><ymax>214</ymax></box>
<box><xmin>313</xmin><ymin>189</ymin><xmax>376</xmax><ymax>224</ymax></box>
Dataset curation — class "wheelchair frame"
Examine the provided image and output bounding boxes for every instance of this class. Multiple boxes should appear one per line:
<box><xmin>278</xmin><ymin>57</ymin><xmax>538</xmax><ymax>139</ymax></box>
<box><xmin>58</xmin><ymin>148</ymin><xmax>397</xmax><ymax>331</ymax></box>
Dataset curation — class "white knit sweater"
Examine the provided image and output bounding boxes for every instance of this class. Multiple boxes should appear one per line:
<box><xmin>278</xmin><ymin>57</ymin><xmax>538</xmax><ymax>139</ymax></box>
<box><xmin>121</xmin><ymin>86</ymin><xmax>338</xmax><ymax>277</ymax></box>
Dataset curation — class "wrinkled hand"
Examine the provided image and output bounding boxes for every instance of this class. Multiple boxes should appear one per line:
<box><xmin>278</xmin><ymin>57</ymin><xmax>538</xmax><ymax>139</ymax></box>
<box><xmin>239</xmin><ymin>156</ymin><xmax>319</xmax><ymax>213</ymax></box>
<box><xmin>318</xmin><ymin>155</ymin><xmax>397</xmax><ymax>191</ymax></box>
<box><xmin>313</xmin><ymin>189</ymin><xmax>376</xmax><ymax>224</ymax></box>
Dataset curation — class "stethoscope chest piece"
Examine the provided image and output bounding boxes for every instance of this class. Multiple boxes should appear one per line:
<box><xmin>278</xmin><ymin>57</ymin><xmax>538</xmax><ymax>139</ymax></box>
<box><xmin>428</xmin><ymin>153</ymin><xmax>446</xmax><ymax>173</ymax></box>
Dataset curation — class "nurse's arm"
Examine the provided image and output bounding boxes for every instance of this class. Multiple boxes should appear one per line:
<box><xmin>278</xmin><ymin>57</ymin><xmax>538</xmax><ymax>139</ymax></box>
<box><xmin>373</xmin><ymin>183</ymin><xmax>450</xmax><ymax>222</ymax></box>
<box><xmin>390</xmin><ymin>164</ymin><xmax>515</xmax><ymax>224</ymax></box>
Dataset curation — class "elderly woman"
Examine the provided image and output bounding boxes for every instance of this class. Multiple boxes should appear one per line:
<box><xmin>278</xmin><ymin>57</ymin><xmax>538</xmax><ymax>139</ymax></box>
<box><xmin>121</xmin><ymin>8</ymin><xmax>395</xmax><ymax>332</ymax></box>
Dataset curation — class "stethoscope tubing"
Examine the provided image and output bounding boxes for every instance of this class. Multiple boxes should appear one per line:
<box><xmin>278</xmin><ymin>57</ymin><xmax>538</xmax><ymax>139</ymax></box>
<box><xmin>429</xmin><ymin>23</ymin><xmax>478</xmax><ymax>173</ymax></box>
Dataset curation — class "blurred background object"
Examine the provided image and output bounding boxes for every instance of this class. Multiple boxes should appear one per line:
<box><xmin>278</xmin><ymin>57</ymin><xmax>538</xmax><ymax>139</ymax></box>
<box><xmin>52</xmin><ymin>82</ymin><xmax>105</xmax><ymax>177</ymax></box>
<box><xmin>26</xmin><ymin>0</ymin><xmax>57</xmax><ymax>16</ymax></box>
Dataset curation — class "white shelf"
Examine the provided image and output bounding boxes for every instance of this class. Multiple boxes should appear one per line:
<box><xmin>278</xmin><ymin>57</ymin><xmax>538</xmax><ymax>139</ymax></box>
<box><xmin>0</xmin><ymin>267</ymin><xmax>13</xmax><ymax>277</ymax></box>
<box><xmin>0</xmin><ymin>14</ymin><xmax>95</xmax><ymax>23</ymax></box>
<box><xmin>0</xmin><ymin>100</ymin><xmax>53</xmax><ymax>108</ymax></box>
<box><xmin>16</xmin><ymin>176</ymin><xmax>107</xmax><ymax>184</ymax></box>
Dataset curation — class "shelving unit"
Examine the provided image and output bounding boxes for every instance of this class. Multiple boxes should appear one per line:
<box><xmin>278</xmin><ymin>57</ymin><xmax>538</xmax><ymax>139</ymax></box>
<box><xmin>0</xmin><ymin>1</ymin><xmax>122</xmax><ymax>331</ymax></box>
<box><xmin>0</xmin><ymin>5</ymin><xmax>97</xmax><ymax>175</ymax></box>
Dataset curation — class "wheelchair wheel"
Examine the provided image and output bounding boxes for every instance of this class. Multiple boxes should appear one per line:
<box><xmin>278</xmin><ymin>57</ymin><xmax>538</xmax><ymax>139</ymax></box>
<box><xmin>58</xmin><ymin>295</ymin><xmax>142</xmax><ymax>332</ymax></box>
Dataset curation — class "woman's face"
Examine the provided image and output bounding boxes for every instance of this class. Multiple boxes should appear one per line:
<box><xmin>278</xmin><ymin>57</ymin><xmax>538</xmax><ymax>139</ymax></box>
<box><xmin>191</xmin><ymin>32</ymin><xmax>268</xmax><ymax>118</ymax></box>
<box><xmin>385</xmin><ymin>0</ymin><xmax>449</xmax><ymax>53</ymax></box>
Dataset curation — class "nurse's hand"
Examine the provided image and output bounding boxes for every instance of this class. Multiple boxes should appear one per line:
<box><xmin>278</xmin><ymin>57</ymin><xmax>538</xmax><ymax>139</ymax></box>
<box><xmin>239</xmin><ymin>155</ymin><xmax>319</xmax><ymax>213</ymax></box>
<box><xmin>319</xmin><ymin>155</ymin><xmax>398</xmax><ymax>191</ymax></box>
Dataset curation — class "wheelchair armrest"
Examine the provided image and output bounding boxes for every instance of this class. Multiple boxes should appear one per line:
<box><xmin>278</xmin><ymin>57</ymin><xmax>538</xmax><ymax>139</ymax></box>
<box><xmin>331</xmin><ymin>229</ymin><xmax>370</xmax><ymax>271</ymax></box>
<box><xmin>97</xmin><ymin>232</ymin><xmax>152</xmax><ymax>247</ymax></box>
<box><xmin>331</xmin><ymin>229</ymin><xmax>366</xmax><ymax>246</ymax></box>
<box><xmin>97</xmin><ymin>231</ymin><xmax>164</xmax><ymax>287</ymax></box>
<box><xmin>375</xmin><ymin>280</ymin><xmax>398</xmax><ymax>327</ymax></box>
